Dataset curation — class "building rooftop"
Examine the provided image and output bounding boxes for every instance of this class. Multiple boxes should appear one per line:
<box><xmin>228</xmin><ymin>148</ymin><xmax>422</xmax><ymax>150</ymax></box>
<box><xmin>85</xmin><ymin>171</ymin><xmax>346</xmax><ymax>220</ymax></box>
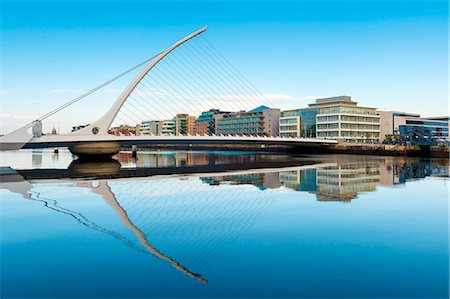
<box><xmin>315</xmin><ymin>96</ymin><xmax>353</xmax><ymax>104</ymax></box>
<box><xmin>383</xmin><ymin>111</ymin><xmax>421</xmax><ymax>118</ymax></box>
<box><xmin>309</xmin><ymin>96</ymin><xmax>358</xmax><ymax>108</ymax></box>
<box><xmin>249</xmin><ymin>105</ymin><xmax>271</xmax><ymax>112</ymax></box>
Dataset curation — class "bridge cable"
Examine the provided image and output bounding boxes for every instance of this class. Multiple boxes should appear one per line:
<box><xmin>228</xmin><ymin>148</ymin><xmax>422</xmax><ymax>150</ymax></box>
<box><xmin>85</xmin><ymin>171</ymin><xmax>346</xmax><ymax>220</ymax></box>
<box><xmin>199</xmin><ymin>36</ymin><xmax>277</xmax><ymax>108</ymax></box>
<box><xmin>181</xmin><ymin>41</ymin><xmax>268</xmax><ymax>111</ymax></box>
<box><xmin>36</xmin><ymin>52</ymin><xmax>162</xmax><ymax>122</ymax></box>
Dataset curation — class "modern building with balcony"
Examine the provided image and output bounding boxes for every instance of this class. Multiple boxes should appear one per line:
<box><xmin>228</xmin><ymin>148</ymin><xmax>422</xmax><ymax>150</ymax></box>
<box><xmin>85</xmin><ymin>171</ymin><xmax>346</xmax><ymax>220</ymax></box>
<box><xmin>140</xmin><ymin>119</ymin><xmax>175</xmax><ymax>135</ymax></box>
<box><xmin>139</xmin><ymin>120</ymin><xmax>159</xmax><ymax>135</ymax></box>
<box><xmin>161</xmin><ymin>119</ymin><xmax>176</xmax><ymax>135</ymax></box>
<box><xmin>279</xmin><ymin>96</ymin><xmax>379</xmax><ymax>143</ymax></box>
<box><xmin>195</xmin><ymin>109</ymin><xmax>230</xmax><ymax>135</ymax></box>
<box><xmin>175</xmin><ymin>114</ymin><xmax>196</xmax><ymax>136</ymax></box>
<box><xmin>311</xmin><ymin>96</ymin><xmax>380</xmax><ymax>143</ymax></box>
<box><xmin>214</xmin><ymin>106</ymin><xmax>280</xmax><ymax>136</ymax></box>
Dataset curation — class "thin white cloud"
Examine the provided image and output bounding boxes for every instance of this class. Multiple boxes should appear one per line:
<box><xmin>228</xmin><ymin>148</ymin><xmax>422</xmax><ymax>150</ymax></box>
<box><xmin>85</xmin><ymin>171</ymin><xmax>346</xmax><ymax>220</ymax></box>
<box><xmin>262</xmin><ymin>93</ymin><xmax>296</xmax><ymax>102</ymax></box>
<box><xmin>51</xmin><ymin>88</ymin><xmax>84</xmax><ymax>93</ymax></box>
<box><xmin>0</xmin><ymin>112</ymin><xmax>36</xmax><ymax>122</ymax></box>
<box><xmin>24</xmin><ymin>100</ymin><xmax>47</xmax><ymax>105</ymax></box>
<box><xmin>0</xmin><ymin>90</ymin><xmax>11</xmax><ymax>97</ymax></box>
<box><xmin>102</xmin><ymin>88</ymin><xmax>124</xmax><ymax>94</ymax></box>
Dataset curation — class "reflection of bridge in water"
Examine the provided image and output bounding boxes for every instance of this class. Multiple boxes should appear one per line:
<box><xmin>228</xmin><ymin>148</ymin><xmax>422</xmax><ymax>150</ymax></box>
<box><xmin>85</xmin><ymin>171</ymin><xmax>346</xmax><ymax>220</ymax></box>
<box><xmin>3</xmin><ymin>167</ymin><xmax>288</xmax><ymax>283</ymax></box>
<box><xmin>1</xmin><ymin>157</ymin><xmax>448</xmax><ymax>282</ymax></box>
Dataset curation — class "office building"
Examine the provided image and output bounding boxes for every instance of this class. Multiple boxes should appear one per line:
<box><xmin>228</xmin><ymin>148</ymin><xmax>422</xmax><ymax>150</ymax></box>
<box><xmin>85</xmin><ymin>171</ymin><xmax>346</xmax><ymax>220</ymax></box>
<box><xmin>175</xmin><ymin>114</ymin><xmax>196</xmax><ymax>136</ymax></box>
<box><xmin>379</xmin><ymin>111</ymin><xmax>449</xmax><ymax>144</ymax></box>
<box><xmin>214</xmin><ymin>106</ymin><xmax>280</xmax><ymax>136</ymax></box>
<box><xmin>161</xmin><ymin>119</ymin><xmax>176</xmax><ymax>135</ymax></box>
<box><xmin>279</xmin><ymin>108</ymin><xmax>318</xmax><ymax>138</ymax></box>
<box><xmin>195</xmin><ymin>109</ymin><xmax>230</xmax><ymax>135</ymax></box>
<box><xmin>312</xmin><ymin>96</ymin><xmax>380</xmax><ymax>143</ymax></box>
<box><xmin>140</xmin><ymin>120</ymin><xmax>160</xmax><ymax>135</ymax></box>
<box><xmin>139</xmin><ymin>119</ymin><xmax>175</xmax><ymax>136</ymax></box>
<box><xmin>279</xmin><ymin>96</ymin><xmax>380</xmax><ymax>143</ymax></box>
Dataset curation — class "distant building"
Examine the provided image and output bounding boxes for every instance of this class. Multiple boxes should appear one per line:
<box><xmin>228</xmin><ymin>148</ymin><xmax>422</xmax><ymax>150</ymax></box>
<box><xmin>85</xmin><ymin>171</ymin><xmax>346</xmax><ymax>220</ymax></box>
<box><xmin>214</xmin><ymin>106</ymin><xmax>280</xmax><ymax>136</ymax></box>
<box><xmin>108</xmin><ymin>125</ymin><xmax>136</xmax><ymax>136</ymax></box>
<box><xmin>161</xmin><ymin>119</ymin><xmax>176</xmax><ymax>135</ymax></box>
<box><xmin>379</xmin><ymin>111</ymin><xmax>449</xmax><ymax>144</ymax></box>
<box><xmin>378</xmin><ymin>111</ymin><xmax>421</xmax><ymax>142</ymax></box>
<box><xmin>140</xmin><ymin>119</ymin><xmax>176</xmax><ymax>136</ymax></box>
<box><xmin>279</xmin><ymin>108</ymin><xmax>318</xmax><ymax>138</ymax></box>
<box><xmin>195</xmin><ymin>109</ymin><xmax>230</xmax><ymax>135</ymax></box>
<box><xmin>175</xmin><ymin>114</ymin><xmax>196</xmax><ymax>136</ymax></box>
<box><xmin>279</xmin><ymin>96</ymin><xmax>380</xmax><ymax>143</ymax></box>
<box><xmin>312</xmin><ymin>96</ymin><xmax>380</xmax><ymax>143</ymax></box>
<box><xmin>140</xmin><ymin>120</ymin><xmax>160</xmax><ymax>135</ymax></box>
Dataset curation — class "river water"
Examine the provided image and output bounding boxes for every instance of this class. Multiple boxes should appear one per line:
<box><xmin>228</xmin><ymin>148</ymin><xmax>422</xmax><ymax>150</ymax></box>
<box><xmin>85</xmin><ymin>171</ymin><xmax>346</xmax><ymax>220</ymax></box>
<box><xmin>1</xmin><ymin>149</ymin><xmax>448</xmax><ymax>298</ymax></box>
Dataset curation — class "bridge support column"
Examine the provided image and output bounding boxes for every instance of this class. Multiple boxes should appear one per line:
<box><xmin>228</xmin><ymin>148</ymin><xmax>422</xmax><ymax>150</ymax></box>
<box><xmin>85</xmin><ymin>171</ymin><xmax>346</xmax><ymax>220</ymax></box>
<box><xmin>69</xmin><ymin>142</ymin><xmax>121</xmax><ymax>160</ymax></box>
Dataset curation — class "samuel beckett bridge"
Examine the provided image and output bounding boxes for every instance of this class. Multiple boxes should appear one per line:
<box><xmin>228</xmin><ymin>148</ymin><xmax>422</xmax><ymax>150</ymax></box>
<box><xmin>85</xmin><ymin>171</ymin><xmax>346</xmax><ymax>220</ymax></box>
<box><xmin>0</xmin><ymin>26</ymin><xmax>336</xmax><ymax>157</ymax></box>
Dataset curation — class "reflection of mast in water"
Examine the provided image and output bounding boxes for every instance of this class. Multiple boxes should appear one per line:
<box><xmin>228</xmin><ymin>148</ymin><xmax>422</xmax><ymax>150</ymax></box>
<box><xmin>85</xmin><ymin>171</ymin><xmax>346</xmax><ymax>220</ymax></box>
<box><xmin>25</xmin><ymin>190</ymin><xmax>146</xmax><ymax>253</ymax></box>
<box><xmin>89</xmin><ymin>181</ymin><xmax>208</xmax><ymax>284</ymax></box>
<box><xmin>2</xmin><ymin>173</ymin><xmax>208</xmax><ymax>283</ymax></box>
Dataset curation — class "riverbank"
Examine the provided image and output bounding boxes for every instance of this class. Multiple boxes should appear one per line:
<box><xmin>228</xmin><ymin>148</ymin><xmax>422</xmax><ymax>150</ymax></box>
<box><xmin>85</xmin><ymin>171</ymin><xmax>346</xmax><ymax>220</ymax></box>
<box><xmin>327</xmin><ymin>144</ymin><xmax>449</xmax><ymax>157</ymax></box>
<box><xmin>121</xmin><ymin>143</ymin><xmax>450</xmax><ymax>157</ymax></box>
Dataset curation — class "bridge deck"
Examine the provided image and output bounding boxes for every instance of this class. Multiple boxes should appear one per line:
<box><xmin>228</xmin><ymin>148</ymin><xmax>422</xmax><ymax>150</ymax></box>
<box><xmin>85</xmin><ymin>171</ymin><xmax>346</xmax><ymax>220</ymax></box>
<box><xmin>22</xmin><ymin>134</ymin><xmax>337</xmax><ymax>149</ymax></box>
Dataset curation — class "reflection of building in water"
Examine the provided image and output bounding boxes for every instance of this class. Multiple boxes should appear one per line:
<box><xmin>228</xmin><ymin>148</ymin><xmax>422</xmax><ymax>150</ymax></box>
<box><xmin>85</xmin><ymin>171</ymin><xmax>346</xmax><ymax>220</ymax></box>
<box><xmin>115</xmin><ymin>151</ymin><xmax>290</xmax><ymax>169</ymax></box>
<box><xmin>279</xmin><ymin>168</ymin><xmax>318</xmax><ymax>192</ymax></box>
<box><xmin>31</xmin><ymin>150</ymin><xmax>42</xmax><ymax>168</ymax></box>
<box><xmin>200</xmin><ymin>159</ymin><xmax>449</xmax><ymax>202</ymax></box>
<box><xmin>201</xmin><ymin>172</ymin><xmax>281</xmax><ymax>190</ymax></box>
<box><xmin>314</xmin><ymin>164</ymin><xmax>381</xmax><ymax>201</ymax></box>
<box><xmin>278</xmin><ymin>164</ymin><xmax>381</xmax><ymax>201</ymax></box>
<box><xmin>393</xmin><ymin>160</ymin><xmax>450</xmax><ymax>183</ymax></box>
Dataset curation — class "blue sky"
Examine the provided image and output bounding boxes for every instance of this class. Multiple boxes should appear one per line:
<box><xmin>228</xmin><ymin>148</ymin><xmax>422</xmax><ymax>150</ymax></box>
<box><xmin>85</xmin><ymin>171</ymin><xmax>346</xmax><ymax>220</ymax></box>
<box><xmin>1</xmin><ymin>0</ymin><xmax>448</xmax><ymax>134</ymax></box>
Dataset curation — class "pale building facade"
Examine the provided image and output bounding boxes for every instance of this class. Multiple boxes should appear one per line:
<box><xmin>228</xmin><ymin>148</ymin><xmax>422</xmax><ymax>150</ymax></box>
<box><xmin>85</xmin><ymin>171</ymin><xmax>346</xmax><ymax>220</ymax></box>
<box><xmin>311</xmin><ymin>96</ymin><xmax>380</xmax><ymax>144</ymax></box>
<box><xmin>140</xmin><ymin>119</ymin><xmax>175</xmax><ymax>135</ymax></box>
<box><xmin>379</xmin><ymin>111</ymin><xmax>449</xmax><ymax>143</ymax></box>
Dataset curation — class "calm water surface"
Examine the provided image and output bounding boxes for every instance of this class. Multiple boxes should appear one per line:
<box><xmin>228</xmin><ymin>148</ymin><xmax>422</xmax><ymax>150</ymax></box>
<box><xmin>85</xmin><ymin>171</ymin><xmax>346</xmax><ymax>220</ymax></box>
<box><xmin>1</xmin><ymin>150</ymin><xmax>449</xmax><ymax>298</ymax></box>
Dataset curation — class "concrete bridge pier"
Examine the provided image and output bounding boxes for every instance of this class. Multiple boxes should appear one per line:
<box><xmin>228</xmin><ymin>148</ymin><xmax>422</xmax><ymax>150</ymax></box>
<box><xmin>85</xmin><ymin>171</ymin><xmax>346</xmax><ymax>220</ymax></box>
<box><xmin>69</xmin><ymin>141</ymin><xmax>121</xmax><ymax>160</ymax></box>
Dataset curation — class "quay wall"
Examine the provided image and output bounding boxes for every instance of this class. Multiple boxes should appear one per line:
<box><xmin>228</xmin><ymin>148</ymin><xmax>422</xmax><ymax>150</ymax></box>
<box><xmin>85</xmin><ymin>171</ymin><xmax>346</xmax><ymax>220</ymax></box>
<box><xmin>120</xmin><ymin>143</ymin><xmax>449</xmax><ymax>157</ymax></box>
<box><xmin>326</xmin><ymin>144</ymin><xmax>449</xmax><ymax>157</ymax></box>
<box><xmin>122</xmin><ymin>143</ymin><xmax>450</xmax><ymax>158</ymax></box>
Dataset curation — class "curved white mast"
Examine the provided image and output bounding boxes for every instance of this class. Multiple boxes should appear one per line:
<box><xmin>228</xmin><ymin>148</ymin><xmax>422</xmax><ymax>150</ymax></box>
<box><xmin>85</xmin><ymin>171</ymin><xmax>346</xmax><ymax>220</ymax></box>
<box><xmin>73</xmin><ymin>26</ymin><xmax>208</xmax><ymax>135</ymax></box>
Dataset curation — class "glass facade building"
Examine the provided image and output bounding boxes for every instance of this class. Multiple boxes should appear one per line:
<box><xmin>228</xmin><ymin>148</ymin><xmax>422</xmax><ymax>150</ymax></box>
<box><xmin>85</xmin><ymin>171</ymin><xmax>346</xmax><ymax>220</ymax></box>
<box><xmin>195</xmin><ymin>109</ymin><xmax>230</xmax><ymax>135</ymax></box>
<box><xmin>379</xmin><ymin>112</ymin><xmax>449</xmax><ymax>144</ymax></box>
<box><xmin>279</xmin><ymin>108</ymin><xmax>318</xmax><ymax>138</ymax></box>
<box><xmin>280</xmin><ymin>96</ymin><xmax>380</xmax><ymax>143</ymax></box>
<box><xmin>312</xmin><ymin>96</ymin><xmax>380</xmax><ymax>143</ymax></box>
